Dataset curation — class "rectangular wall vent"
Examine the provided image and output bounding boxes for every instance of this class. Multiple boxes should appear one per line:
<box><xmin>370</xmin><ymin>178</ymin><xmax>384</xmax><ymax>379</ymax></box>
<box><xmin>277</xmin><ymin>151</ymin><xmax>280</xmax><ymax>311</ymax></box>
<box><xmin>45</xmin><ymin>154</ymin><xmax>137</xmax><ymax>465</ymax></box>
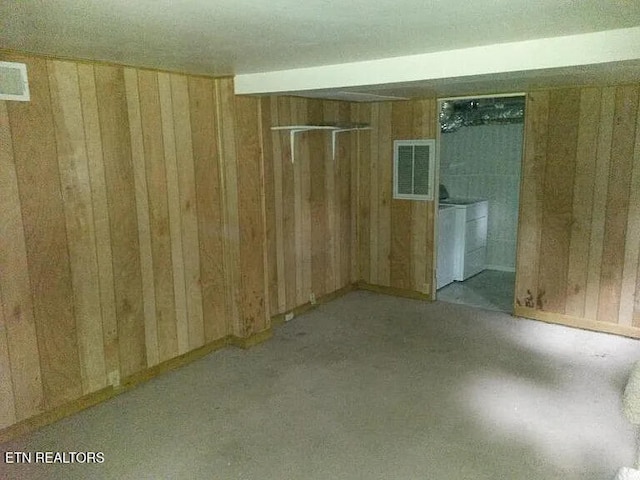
<box><xmin>0</xmin><ymin>62</ymin><xmax>30</xmax><ymax>101</ymax></box>
<box><xmin>393</xmin><ymin>139</ymin><xmax>436</xmax><ymax>201</ymax></box>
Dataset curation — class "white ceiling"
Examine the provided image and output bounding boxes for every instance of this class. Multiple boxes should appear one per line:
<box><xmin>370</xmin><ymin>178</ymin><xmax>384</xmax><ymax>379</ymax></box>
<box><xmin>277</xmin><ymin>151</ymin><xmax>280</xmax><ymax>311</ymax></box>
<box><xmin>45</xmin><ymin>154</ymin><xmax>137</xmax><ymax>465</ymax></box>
<box><xmin>2</xmin><ymin>0</ymin><xmax>640</xmax><ymax>99</ymax></box>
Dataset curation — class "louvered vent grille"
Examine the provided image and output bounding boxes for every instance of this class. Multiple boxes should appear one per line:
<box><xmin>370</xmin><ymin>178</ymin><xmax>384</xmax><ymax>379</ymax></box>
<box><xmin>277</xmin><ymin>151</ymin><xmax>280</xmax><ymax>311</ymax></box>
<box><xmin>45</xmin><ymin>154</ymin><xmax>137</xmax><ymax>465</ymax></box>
<box><xmin>393</xmin><ymin>140</ymin><xmax>435</xmax><ymax>201</ymax></box>
<box><xmin>0</xmin><ymin>62</ymin><xmax>30</xmax><ymax>101</ymax></box>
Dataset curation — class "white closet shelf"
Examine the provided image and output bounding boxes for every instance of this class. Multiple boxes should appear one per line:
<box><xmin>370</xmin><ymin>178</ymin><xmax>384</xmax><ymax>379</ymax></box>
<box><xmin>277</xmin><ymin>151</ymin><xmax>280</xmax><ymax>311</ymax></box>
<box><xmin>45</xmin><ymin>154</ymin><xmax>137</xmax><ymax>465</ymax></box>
<box><xmin>271</xmin><ymin>124</ymin><xmax>370</xmax><ymax>162</ymax></box>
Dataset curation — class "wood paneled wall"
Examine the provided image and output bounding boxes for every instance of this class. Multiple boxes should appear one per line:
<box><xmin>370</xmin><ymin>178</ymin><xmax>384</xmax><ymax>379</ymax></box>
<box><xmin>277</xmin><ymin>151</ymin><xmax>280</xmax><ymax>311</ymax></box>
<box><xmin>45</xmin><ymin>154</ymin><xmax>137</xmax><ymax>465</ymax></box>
<box><xmin>261</xmin><ymin>97</ymin><xmax>358</xmax><ymax>315</ymax></box>
<box><xmin>0</xmin><ymin>53</ymin><xmax>269</xmax><ymax>430</ymax></box>
<box><xmin>355</xmin><ymin>100</ymin><xmax>438</xmax><ymax>296</ymax></box>
<box><xmin>515</xmin><ymin>86</ymin><xmax>640</xmax><ymax>336</ymax></box>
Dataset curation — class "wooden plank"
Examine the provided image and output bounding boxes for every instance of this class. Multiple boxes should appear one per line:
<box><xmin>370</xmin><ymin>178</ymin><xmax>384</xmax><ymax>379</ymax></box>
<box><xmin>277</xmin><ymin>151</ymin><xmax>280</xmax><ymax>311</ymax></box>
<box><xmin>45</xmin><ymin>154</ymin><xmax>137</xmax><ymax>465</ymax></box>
<box><xmin>8</xmin><ymin>55</ymin><xmax>82</xmax><ymax>408</ymax></box>
<box><xmin>300</xmin><ymin>100</ymin><xmax>313</xmax><ymax>300</ymax></box>
<box><xmin>123</xmin><ymin>67</ymin><xmax>159</xmax><ymax>367</ymax></box>
<box><xmin>338</xmin><ymin>101</ymin><xmax>352</xmax><ymax>288</ymax></box>
<box><xmin>215</xmin><ymin>78</ymin><xmax>242</xmax><ymax>335</ymax></box>
<box><xmin>584</xmin><ymin>87</ymin><xmax>615</xmax><ymax>319</ymax></box>
<box><xmin>48</xmin><ymin>59</ymin><xmax>106</xmax><ymax>394</ymax></box>
<box><xmin>270</xmin><ymin>97</ymin><xmax>287</xmax><ymax>313</ymax></box>
<box><xmin>390</xmin><ymin>101</ymin><xmax>414</xmax><ymax>290</ymax></box>
<box><xmin>291</xmin><ymin>98</ymin><xmax>305</xmax><ymax>303</ymax></box>
<box><xmin>369</xmin><ymin>103</ymin><xmax>380</xmax><ymax>284</ymax></box>
<box><xmin>278</xmin><ymin>97</ymin><xmax>297</xmax><ymax>311</ymax></box>
<box><xmin>537</xmin><ymin>88</ymin><xmax>580</xmax><ymax>313</ymax></box>
<box><xmin>94</xmin><ymin>64</ymin><xmax>147</xmax><ymax>377</ymax></box>
<box><xmin>308</xmin><ymin>100</ymin><xmax>328</xmax><ymax>296</ymax></box>
<box><xmin>235</xmin><ymin>95</ymin><xmax>268</xmax><ymax>335</ymax></box>
<box><xmin>597</xmin><ymin>86</ymin><xmax>639</xmax><ymax>323</ymax></box>
<box><xmin>356</xmin><ymin>103</ymin><xmax>371</xmax><ymax>283</ymax></box>
<box><xmin>260</xmin><ymin>97</ymin><xmax>279</xmax><ymax>315</ymax></box>
<box><xmin>0</xmin><ymin>99</ymin><xmax>43</xmax><ymax>420</ymax></box>
<box><xmin>323</xmin><ymin>101</ymin><xmax>339</xmax><ymax>290</ymax></box>
<box><xmin>171</xmin><ymin>74</ymin><xmax>205</xmax><ymax>350</ymax></box>
<box><xmin>350</xmin><ymin>104</ymin><xmax>359</xmax><ymax>283</ymax></box>
<box><xmin>0</xmin><ymin>285</ymin><xmax>16</xmax><ymax>428</ymax></box>
<box><xmin>77</xmin><ymin>64</ymin><xmax>120</xmax><ymax>382</ymax></box>
<box><xmin>565</xmin><ymin>88</ymin><xmax>601</xmax><ymax>317</ymax></box>
<box><xmin>137</xmin><ymin>69</ymin><xmax>178</xmax><ymax>361</ymax></box>
<box><xmin>621</xmin><ymin>91</ymin><xmax>640</xmax><ymax>326</ymax></box>
<box><xmin>158</xmin><ymin>72</ymin><xmax>189</xmax><ymax>354</ymax></box>
<box><xmin>188</xmin><ymin>76</ymin><xmax>227</xmax><ymax>342</ymax></box>
<box><xmin>515</xmin><ymin>92</ymin><xmax>549</xmax><ymax>309</ymax></box>
<box><xmin>377</xmin><ymin>102</ymin><xmax>393</xmax><ymax>287</ymax></box>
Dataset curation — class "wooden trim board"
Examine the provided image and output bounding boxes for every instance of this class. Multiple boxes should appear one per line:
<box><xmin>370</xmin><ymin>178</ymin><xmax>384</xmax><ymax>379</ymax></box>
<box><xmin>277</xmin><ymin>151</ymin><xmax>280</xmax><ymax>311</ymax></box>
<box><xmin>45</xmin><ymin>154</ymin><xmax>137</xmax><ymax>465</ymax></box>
<box><xmin>514</xmin><ymin>306</ymin><xmax>640</xmax><ymax>340</ymax></box>
<box><xmin>0</xmin><ymin>330</ymin><xmax>271</xmax><ymax>443</ymax></box>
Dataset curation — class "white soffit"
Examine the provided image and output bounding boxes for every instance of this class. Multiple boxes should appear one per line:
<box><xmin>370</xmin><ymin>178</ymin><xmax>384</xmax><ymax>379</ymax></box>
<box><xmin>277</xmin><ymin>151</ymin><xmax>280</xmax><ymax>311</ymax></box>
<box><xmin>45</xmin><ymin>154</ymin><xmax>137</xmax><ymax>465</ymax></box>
<box><xmin>235</xmin><ymin>27</ymin><xmax>640</xmax><ymax>96</ymax></box>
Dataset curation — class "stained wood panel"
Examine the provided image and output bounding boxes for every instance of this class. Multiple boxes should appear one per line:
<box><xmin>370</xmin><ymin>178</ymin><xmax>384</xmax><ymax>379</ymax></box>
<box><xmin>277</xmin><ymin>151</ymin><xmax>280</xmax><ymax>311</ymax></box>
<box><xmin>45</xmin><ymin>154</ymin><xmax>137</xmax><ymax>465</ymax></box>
<box><xmin>0</xmin><ymin>52</ymin><xmax>273</xmax><ymax>436</ymax></box>
<box><xmin>0</xmin><ymin>98</ymin><xmax>44</xmax><ymax>420</ymax></box>
<box><xmin>357</xmin><ymin>98</ymin><xmax>438</xmax><ymax>296</ymax></box>
<box><xmin>8</xmin><ymin>55</ymin><xmax>82</xmax><ymax>408</ymax></box>
<box><xmin>48</xmin><ymin>60</ymin><xmax>106</xmax><ymax>394</ymax></box>
<box><xmin>94</xmin><ymin>64</ymin><xmax>147</xmax><ymax>378</ymax></box>
<box><xmin>188</xmin><ymin>76</ymin><xmax>227</xmax><ymax>343</ymax></box>
<box><xmin>516</xmin><ymin>85</ymin><xmax>640</xmax><ymax>335</ymax></box>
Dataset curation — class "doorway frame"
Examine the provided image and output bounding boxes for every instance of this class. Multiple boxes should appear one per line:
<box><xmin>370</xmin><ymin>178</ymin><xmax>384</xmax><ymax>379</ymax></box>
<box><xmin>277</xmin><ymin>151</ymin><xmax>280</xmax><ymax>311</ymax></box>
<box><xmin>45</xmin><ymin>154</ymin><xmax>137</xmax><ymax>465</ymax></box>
<box><xmin>432</xmin><ymin>92</ymin><xmax>527</xmax><ymax>313</ymax></box>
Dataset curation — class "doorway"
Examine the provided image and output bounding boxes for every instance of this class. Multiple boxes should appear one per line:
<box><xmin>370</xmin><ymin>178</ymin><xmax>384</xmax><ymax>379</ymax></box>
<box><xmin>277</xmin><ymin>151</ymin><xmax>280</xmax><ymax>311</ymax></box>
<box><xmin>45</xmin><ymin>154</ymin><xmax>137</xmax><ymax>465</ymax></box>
<box><xmin>434</xmin><ymin>94</ymin><xmax>525</xmax><ymax>313</ymax></box>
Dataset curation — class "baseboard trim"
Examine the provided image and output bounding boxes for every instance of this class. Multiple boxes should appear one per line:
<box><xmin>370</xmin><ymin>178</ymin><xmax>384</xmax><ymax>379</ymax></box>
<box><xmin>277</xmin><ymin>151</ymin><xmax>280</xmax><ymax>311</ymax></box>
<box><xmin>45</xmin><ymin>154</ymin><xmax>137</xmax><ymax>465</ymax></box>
<box><xmin>484</xmin><ymin>265</ymin><xmax>516</xmax><ymax>273</ymax></box>
<box><xmin>356</xmin><ymin>282</ymin><xmax>433</xmax><ymax>301</ymax></box>
<box><xmin>514</xmin><ymin>306</ymin><xmax>640</xmax><ymax>340</ymax></box>
<box><xmin>271</xmin><ymin>284</ymin><xmax>357</xmax><ymax>327</ymax></box>
<box><xmin>0</xmin><ymin>330</ymin><xmax>270</xmax><ymax>443</ymax></box>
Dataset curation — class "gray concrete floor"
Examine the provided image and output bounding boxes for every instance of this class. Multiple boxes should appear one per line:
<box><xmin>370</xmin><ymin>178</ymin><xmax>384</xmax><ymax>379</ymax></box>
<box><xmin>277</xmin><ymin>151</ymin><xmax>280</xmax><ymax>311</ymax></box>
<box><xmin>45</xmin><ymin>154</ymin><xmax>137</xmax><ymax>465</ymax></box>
<box><xmin>1</xmin><ymin>291</ymin><xmax>639</xmax><ymax>479</ymax></box>
<box><xmin>437</xmin><ymin>269</ymin><xmax>516</xmax><ymax>313</ymax></box>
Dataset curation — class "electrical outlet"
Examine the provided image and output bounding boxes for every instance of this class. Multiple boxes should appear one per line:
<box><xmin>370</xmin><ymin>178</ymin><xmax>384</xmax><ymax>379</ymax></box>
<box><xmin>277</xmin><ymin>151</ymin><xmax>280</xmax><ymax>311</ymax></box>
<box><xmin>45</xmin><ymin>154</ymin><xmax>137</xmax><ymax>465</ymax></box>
<box><xmin>310</xmin><ymin>293</ymin><xmax>317</xmax><ymax>305</ymax></box>
<box><xmin>285</xmin><ymin>312</ymin><xmax>294</xmax><ymax>322</ymax></box>
<box><xmin>107</xmin><ymin>370</ymin><xmax>120</xmax><ymax>387</ymax></box>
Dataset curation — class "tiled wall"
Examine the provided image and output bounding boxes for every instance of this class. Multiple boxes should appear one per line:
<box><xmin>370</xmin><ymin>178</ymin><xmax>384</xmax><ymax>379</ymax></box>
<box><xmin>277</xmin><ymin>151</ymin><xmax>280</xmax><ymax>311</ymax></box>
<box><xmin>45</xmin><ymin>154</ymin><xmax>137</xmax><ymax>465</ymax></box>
<box><xmin>439</xmin><ymin>123</ymin><xmax>524</xmax><ymax>271</ymax></box>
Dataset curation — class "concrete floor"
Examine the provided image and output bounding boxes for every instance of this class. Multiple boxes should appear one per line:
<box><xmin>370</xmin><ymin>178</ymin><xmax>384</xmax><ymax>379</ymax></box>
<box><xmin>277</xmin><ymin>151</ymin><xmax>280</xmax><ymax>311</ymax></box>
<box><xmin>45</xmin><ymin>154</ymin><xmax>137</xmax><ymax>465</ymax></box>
<box><xmin>437</xmin><ymin>269</ymin><xmax>516</xmax><ymax>313</ymax></box>
<box><xmin>1</xmin><ymin>291</ymin><xmax>639</xmax><ymax>480</ymax></box>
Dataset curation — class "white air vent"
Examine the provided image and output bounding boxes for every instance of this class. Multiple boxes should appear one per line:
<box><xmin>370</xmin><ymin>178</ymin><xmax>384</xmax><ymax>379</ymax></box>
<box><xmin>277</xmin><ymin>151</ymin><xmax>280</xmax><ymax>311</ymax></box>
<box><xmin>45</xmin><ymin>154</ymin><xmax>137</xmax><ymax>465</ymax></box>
<box><xmin>0</xmin><ymin>62</ymin><xmax>30</xmax><ymax>101</ymax></box>
<box><xmin>393</xmin><ymin>139</ymin><xmax>436</xmax><ymax>201</ymax></box>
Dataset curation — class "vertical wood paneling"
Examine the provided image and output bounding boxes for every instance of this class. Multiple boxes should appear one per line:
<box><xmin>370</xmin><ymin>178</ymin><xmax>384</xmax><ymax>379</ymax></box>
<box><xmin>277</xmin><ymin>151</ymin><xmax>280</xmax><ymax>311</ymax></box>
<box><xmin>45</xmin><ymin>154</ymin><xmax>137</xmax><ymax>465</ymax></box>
<box><xmin>357</xmin><ymin>99</ymin><xmax>436</xmax><ymax>295</ymax></box>
<box><xmin>77</xmin><ymin>64</ymin><xmax>120</xmax><ymax>382</ymax></box>
<box><xmin>338</xmin><ymin>102</ymin><xmax>352</xmax><ymax>288</ymax></box>
<box><xmin>1</xmin><ymin>53</ymin><xmax>276</xmax><ymax>435</ymax></box>
<box><xmin>565</xmin><ymin>88</ymin><xmax>601</xmax><ymax>317</ymax></box>
<box><xmin>158</xmin><ymin>72</ymin><xmax>189</xmax><ymax>354</ymax></box>
<box><xmin>309</xmin><ymin>102</ymin><xmax>328</xmax><ymax>296</ymax></box>
<box><xmin>124</xmin><ymin>67</ymin><xmax>159</xmax><ymax>367</ymax></box>
<box><xmin>620</xmin><ymin>99</ymin><xmax>640</xmax><ymax>326</ymax></box>
<box><xmin>171</xmin><ymin>74</ymin><xmax>205</xmax><ymax>350</ymax></box>
<box><xmin>515</xmin><ymin>92</ymin><xmax>549</xmax><ymax>309</ymax></box>
<box><xmin>235</xmin><ymin>96</ymin><xmax>269</xmax><ymax>335</ymax></box>
<box><xmin>584</xmin><ymin>88</ymin><xmax>615</xmax><ymax>319</ymax></box>
<box><xmin>94</xmin><ymin>64</ymin><xmax>146</xmax><ymax>378</ymax></box>
<box><xmin>356</xmin><ymin>103</ymin><xmax>371</xmax><ymax>283</ymax></box>
<box><xmin>216</xmin><ymin>78</ymin><xmax>242</xmax><ymax>336</ymax></box>
<box><xmin>270</xmin><ymin>98</ymin><xmax>287</xmax><ymax>313</ymax></box>
<box><xmin>138</xmin><ymin>70</ymin><xmax>178</xmax><ymax>361</ymax></box>
<box><xmin>0</xmin><ymin>285</ymin><xmax>16</xmax><ymax>428</ymax></box>
<box><xmin>48</xmin><ymin>60</ymin><xmax>106</xmax><ymax>394</ymax></box>
<box><xmin>0</xmin><ymin>99</ymin><xmax>44</xmax><ymax>420</ymax></box>
<box><xmin>516</xmin><ymin>85</ymin><xmax>640</xmax><ymax>335</ymax></box>
<box><xmin>377</xmin><ymin>102</ymin><xmax>393</xmax><ymax>287</ymax></box>
<box><xmin>390</xmin><ymin>101</ymin><xmax>414</xmax><ymax>290</ymax></box>
<box><xmin>261</xmin><ymin>99</ymin><xmax>279</xmax><ymax>311</ymax></box>
<box><xmin>537</xmin><ymin>89</ymin><xmax>581</xmax><ymax>312</ymax></box>
<box><xmin>598</xmin><ymin>86</ymin><xmax>639</xmax><ymax>323</ymax></box>
<box><xmin>9</xmin><ymin>56</ymin><xmax>82</xmax><ymax>408</ymax></box>
<box><xmin>188</xmin><ymin>76</ymin><xmax>227</xmax><ymax>343</ymax></box>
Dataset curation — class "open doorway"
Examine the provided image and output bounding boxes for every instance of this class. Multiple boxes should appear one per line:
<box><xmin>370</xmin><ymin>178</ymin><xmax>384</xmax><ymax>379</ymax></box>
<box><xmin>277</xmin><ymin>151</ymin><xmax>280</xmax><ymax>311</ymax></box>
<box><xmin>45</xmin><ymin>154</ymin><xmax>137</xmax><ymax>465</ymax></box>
<box><xmin>435</xmin><ymin>94</ymin><xmax>525</xmax><ymax>313</ymax></box>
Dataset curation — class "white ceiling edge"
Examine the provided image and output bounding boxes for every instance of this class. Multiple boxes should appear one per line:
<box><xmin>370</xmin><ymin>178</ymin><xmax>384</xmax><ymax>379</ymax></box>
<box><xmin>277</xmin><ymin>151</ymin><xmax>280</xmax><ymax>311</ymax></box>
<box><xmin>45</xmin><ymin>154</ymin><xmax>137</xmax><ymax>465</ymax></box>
<box><xmin>235</xmin><ymin>27</ymin><xmax>640</xmax><ymax>96</ymax></box>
